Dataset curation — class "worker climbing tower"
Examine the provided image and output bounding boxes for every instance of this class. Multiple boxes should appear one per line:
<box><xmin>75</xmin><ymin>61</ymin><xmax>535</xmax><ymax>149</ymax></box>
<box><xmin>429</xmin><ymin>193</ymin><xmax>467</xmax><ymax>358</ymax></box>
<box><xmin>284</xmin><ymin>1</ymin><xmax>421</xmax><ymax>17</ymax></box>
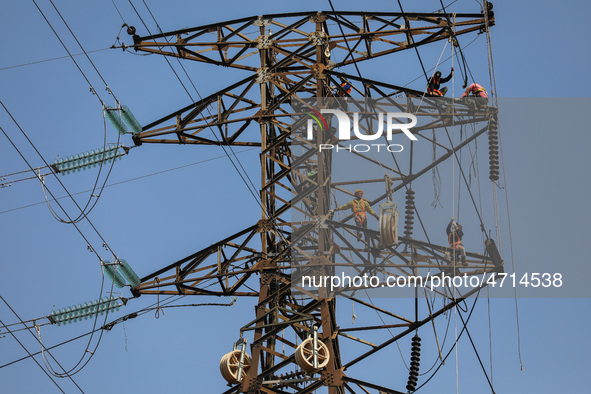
<box><xmin>123</xmin><ymin>4</ymin><xmax>503</xmax><ymax>392</ymax></box>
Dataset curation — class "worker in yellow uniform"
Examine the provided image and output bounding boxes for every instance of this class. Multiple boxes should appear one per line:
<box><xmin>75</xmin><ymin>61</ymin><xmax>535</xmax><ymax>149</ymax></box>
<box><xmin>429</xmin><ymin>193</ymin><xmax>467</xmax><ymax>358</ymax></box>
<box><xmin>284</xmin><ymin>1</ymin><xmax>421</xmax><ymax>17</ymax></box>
<box><xmin>330</xmin><ymin>189</ymin><xmax>379</xmax><ymax>238</ymax></box>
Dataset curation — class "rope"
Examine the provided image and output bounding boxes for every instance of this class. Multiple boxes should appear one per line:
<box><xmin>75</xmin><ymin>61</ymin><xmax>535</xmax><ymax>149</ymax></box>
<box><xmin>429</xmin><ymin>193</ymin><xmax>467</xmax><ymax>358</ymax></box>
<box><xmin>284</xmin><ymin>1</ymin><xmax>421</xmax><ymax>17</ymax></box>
<box><xmin>431</xmin><ymin>129</ymin><xmax>443</xmax><ymax>207</ymax></box>
<box><xmin>450</xmin><ymin>36</ymin><xmax>460</xmax><ymax>394</ymax></box>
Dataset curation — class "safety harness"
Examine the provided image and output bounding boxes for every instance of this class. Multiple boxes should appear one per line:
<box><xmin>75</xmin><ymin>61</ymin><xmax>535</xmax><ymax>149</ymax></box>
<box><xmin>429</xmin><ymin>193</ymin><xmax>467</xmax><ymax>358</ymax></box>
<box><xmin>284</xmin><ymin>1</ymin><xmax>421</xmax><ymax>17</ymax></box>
<box><xmin>428</xmin><ymin>88</ymin><xmax>443</xmax><ymax>96</ymax></box>
<box><xmin>427</xmin><ymin>76</ymin><xmax>445</xmax><ymax>96</ymax></box>
<box><xmin>448</xmin><ymin>231</ymin><xmax>462</xmax><ymax>249</ymax></box>
<box><xmin>471</xmin><ymin>84</ymin><xmax>487</xmax><ymax>97</ymax></box>
<box><xmin>338</xmin><ymin>82</ymin><xmax>352</xmax><ymax>96</ymax></box>
<box><xmin>353</xmin><ymin>200</ymin><xmax>367</xmax><ymax>225</ymax></box>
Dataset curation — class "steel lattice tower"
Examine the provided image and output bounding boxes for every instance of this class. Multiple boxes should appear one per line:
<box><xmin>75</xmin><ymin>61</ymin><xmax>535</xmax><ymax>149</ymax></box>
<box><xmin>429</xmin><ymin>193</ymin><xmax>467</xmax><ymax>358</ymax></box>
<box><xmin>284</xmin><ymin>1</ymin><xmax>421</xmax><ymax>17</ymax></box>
<box><xmin>126</xmin><ymin>7</ymin><xmax>500</xmax><ymax>393</ymax></box>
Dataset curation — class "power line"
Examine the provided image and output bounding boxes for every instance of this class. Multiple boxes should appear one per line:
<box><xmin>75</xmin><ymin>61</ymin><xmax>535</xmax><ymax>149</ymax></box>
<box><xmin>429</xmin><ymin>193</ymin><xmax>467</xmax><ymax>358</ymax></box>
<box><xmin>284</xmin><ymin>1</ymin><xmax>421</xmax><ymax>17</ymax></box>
<box><xmin>0</xmin><ymin>316</ymin><xmax>67</xmax><ymax>393</ymax></box>
<box><xmin>32</xmin><ymin>0</ymin><xmax>106</xmax><ymax>105</ymax></box>
<box><xmin>49</xmin><ymin>0</ymin><xmax>122</xmax><ymax>106</ymax></box>
<box><xmin>0</xmin><ymin>101</ymin><xmax>129</xmax><ymax>372</ymax></box>
<box><xmin>0</xmin><ymin>48</ymin><xmax>112</xmax><ymax>71</ymax></box>
<box><xmin>0</xmin><ymin>293</ymin><xmax>221</xmax><ymax>369</ymax></box>
<box><xmin>0</xmin><ymin>118</ymin><xmax>104</xmax><ymax>262</ymax></box>
<box><xmin>0</xmin><ymin>294</ymin><xmax>85</xmax><ymax>392</ymax></box>
<box><xmin>30</xmin><ymin>0</ymin><xmax>128</xmax><ymax>225</ymax></box>
<box><xmin>0</xmin><ymin>100</ymin><xmax>118</xmax><ymax>255</ymax></box>
<box><xmin>0</xmin><ymin>148</ymin><xmax>257</xmax><ymax>215</ymax></box>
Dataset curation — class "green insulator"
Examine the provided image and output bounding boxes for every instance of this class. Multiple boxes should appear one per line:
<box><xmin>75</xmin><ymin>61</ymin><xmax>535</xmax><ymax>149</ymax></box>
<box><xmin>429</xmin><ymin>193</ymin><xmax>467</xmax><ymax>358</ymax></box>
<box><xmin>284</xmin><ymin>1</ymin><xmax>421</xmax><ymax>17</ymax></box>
<box><xmin>102</xmin><ymin>261</ymin><xmax>126</xmax><ymax>288</ymax></box>
<box><xmin>118</xmin><ymin>259</ymin><xmax>141</xmax><ymax>287</ymax></box>
<box><xmin>76</xmin><ymin>305</ymin><xmax>84</xmax><ymax>318</ymax></box>
<box><xmin>105</xmin><ymin>107</ymin><xmax>128</xmax><ymax>134</ymax></box>
<box><xmin>80</xmin><ymin>303</ymin><xmax>89</xmax><ymax>319</ymax></box>
<box><xmin>121</xmin><ymin>105</ymin><xmax>142</xmax><ymax>135</ymax></box>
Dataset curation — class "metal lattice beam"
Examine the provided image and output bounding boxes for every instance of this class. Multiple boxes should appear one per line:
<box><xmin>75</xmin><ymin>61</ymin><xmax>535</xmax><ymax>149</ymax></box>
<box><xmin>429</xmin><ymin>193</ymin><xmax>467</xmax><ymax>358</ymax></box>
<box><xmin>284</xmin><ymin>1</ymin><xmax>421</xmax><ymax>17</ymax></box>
<box><xmin>127</xmin><ymin>7</ymin><xmax>498</xmax><ymax>393</ymax></box>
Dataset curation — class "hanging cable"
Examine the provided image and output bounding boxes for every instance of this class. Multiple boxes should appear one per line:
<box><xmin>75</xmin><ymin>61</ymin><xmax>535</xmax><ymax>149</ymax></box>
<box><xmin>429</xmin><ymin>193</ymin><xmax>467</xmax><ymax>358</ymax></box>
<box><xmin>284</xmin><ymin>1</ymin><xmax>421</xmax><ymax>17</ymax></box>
<box><xmin>481</xmin><ymin>0</ymin><xmax>522</xmax><ymax>370</ymax></box>
<box><xmin>32</xmin><ymin>0</ymin><xmax>128</xmax><ymax>225</ymax></box>
<box><xmin>0</xmin><ymin>295</ymin><xmax>85</xmax><ymax>391</ymax></box>
<box><xmin>1</xmin><ymin>147</ymin><xmax>257</xmax><ymax>215</ymax></box>
<box><xmin>0</xmin><ymin>103</ymin><xmax>128</xmax><ymax>375</ymax></box>
<box><xmin>0</xmin><ymin>118</ymin><xmax>105</xmax><ymax>262</ymax></box>
<box><xmin>0</xmin><ymin>317</ymin><xmax>67</xmax><ymax>393</ymax></box>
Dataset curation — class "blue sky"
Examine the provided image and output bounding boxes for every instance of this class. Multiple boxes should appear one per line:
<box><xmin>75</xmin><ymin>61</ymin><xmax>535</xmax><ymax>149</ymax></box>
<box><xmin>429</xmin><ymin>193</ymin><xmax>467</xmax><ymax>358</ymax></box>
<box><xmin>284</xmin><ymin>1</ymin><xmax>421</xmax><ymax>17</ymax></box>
<box><xmin>0</xmin><ymin>0</ymin><xmax>590</xmax><ymax>393</ymax></box>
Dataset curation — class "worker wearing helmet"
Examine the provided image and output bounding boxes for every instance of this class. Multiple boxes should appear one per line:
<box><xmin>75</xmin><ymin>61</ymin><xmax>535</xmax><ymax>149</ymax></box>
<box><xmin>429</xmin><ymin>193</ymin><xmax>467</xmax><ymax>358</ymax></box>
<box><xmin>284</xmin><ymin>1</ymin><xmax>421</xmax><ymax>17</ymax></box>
<box><xmin>445</xmin><ymin>217</ymin><xmax>467</xmax><ymax>266</ymax></box>
<box><xmin>330</xmin><ymin>189</ymin><xmax>379</xmax><ymax>237</ymax></box>
<box><xmin>427</xmin><ymin>68</ymin><xmax>454</xmax><ymax>96</ymax></box>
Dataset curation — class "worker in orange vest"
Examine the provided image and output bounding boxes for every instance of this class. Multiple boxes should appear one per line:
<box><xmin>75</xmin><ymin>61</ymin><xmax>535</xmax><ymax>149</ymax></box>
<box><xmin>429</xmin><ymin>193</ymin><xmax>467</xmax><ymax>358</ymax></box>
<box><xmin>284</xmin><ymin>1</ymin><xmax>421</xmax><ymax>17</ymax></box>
<box><xmin>445</xmin><ymin>217</ymin><xmax>467</xmax><ymax>265</ymax></box>
<box><xmin>427</xmin><ymin>68</ymin><xmax>454</xmax><ymax>96</ymax></box>
<box><xmin>335</xmin><ymin>80</ymin><xmax>353</xmax><ymax>97</ymax></box>
<box><xmin>330</xmin><ymin>189</ymin><xmax>379</xmax><ymax>237</ymax></box>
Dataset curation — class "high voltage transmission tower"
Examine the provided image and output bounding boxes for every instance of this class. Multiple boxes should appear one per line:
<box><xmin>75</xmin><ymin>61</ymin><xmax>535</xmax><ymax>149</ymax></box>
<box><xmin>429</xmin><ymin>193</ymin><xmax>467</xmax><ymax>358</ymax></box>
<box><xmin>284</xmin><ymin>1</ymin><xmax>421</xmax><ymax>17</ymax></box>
<box><xmin>123</xmin><ymin>6</ymin><xmax>502</xmax><ymax>393</ymax></box>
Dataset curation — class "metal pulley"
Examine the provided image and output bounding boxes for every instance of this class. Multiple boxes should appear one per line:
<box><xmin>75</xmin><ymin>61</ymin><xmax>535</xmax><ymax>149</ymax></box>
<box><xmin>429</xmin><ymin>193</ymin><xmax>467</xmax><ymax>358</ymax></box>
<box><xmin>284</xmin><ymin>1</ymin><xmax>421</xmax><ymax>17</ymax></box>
<box><xmin>380</xmin><ymin>201</ymin><xmax>399</xmax><ymax>247</ymax></box>
<box><xmin>220</xmin><ymin>338</ymin><xmax>251</xmax><ymax>384</ymax></box>
<box><xmin>294</xmin><ymin>326</ymin><xmax>330</xmax><ymax>373</ymax></box>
